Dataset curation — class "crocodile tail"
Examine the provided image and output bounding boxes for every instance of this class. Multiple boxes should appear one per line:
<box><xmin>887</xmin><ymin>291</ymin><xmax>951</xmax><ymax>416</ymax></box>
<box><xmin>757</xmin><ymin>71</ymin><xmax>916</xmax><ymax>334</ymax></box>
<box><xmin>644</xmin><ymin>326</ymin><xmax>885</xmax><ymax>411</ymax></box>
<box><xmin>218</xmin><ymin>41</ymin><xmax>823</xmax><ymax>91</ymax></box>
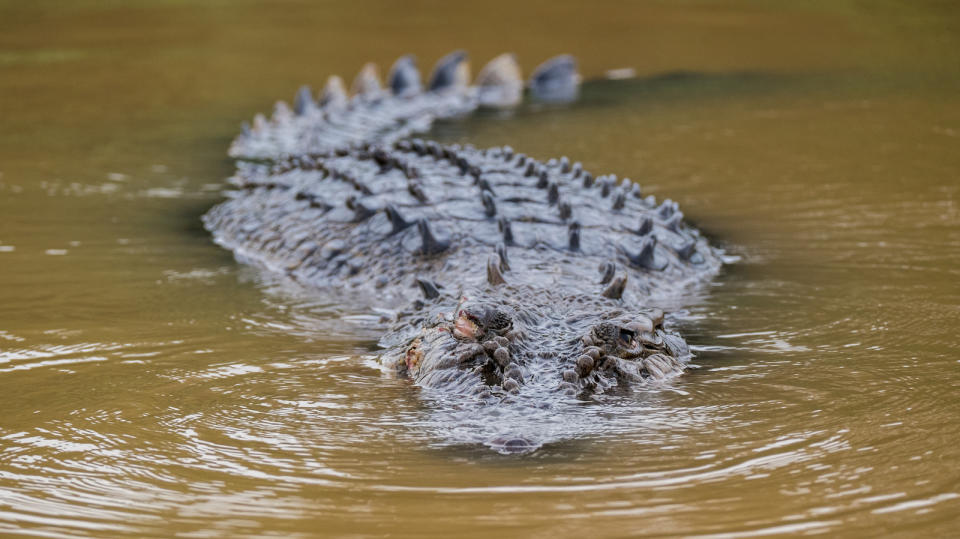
<box><xmin>227</xmin><ymin>51</ymin><xmax>581</xmax><ymax>160</ymax></box>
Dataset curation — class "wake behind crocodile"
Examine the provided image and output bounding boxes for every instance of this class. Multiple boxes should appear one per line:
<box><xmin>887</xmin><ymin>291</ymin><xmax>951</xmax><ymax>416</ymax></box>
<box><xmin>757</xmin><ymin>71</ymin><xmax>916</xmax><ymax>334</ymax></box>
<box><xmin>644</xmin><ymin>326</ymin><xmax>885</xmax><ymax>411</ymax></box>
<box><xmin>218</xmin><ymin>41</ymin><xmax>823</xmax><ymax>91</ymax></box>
<box><xmin>204</xmin><ymin>50</ymin><xmax>726</xmax><ymax>453</ymax></box>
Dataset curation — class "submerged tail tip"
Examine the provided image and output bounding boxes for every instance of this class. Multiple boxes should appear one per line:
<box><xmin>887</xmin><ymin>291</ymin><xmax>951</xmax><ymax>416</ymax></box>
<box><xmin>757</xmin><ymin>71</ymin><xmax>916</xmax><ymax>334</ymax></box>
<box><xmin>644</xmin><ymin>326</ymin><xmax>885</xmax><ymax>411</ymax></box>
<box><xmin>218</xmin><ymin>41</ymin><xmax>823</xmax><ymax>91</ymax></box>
<box><xmin>529</xmin><ymin>54</ymin><xmax>580</xmax><ymax>103</ymax></box>
<box><xmin>476</xmin><ymin>52</ymin><xmax>524</xmax><ymax>108</ymax></box>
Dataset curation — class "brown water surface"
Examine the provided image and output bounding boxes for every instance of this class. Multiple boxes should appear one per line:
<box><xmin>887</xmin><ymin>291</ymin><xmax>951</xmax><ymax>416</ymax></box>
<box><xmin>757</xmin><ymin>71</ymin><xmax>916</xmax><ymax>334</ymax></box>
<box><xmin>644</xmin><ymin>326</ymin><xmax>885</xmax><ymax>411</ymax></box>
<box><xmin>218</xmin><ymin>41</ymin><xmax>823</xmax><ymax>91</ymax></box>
<box><xmin>1</xmin><ymin>1</ymin><xmax>959</xmax><ymax>537</ymax></box>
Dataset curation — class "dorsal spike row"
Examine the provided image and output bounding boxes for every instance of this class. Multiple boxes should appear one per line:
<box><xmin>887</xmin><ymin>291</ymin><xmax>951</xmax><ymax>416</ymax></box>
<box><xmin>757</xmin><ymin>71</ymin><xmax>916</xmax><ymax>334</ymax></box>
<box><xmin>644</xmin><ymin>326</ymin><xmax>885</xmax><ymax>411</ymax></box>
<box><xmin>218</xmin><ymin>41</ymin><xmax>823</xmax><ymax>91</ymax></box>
<box><xmin>601</xmin><ymin>273</ymin><xmax>628</xmax><ymax>300</ymax></box>
<box><xmin>387</xmin><ymin>55</ymin><xmax>422</xmax><ymax>98</ymax></box>
<box><xmin>582</xmin><ymin>172</ymin><xmax>594</xmax><ymax>188</ymax></box>
<box><xmin>612</xmin><ymin>189</ymin><xmax>627</xmax><ymax>210</ymax></box>
<box><xmin>524</xmin><ymin>162</ymin><xmax>536</xmax><ymax>177</ymax></box>
<box><xmin>294</xmin><ymin>85</ymin><xmax>315</xmax><ymax>116</ymax></box>
<box><xmin>537</xmin><ymin>170</ymin><xmax>549</xmax><ymax>189</ymax></box>
<box><xmin>495</xmin><ymin>242</ymin><xmax>510</xmax><ymax>271</ymax></box>
<box><xmin>637</xmin><ymin>217</ymin><xmax>653</xmax><ymax>236</ymax></box>
<box><xmin>656</xmin><ymin>199</ymin><xmax>677</xmax><ymax>220</ymax></box>
<box><xmin>631</xmin><ymin>183</ymin><xmax>643</xmax><ymax>198</ymax></box>
<box><xmin>664</xmin><ymin>212</ymin><xmax>684</xmax><ymax>232</ymax></box>
<box><xmin>384</xmin><ymin>204</ymin><xmax>412</xmax><ymax>233</ymax></box>
<box><xmin>558</xmin><ymin>200</ymin><xmax>572</xmax><ymax>220</ymax></box>
<box><xmin>429</xmin><ymin>50</ymin><xmax>470</xmax><ymax>93</ymax></box>
<box><xmin>676</xmin><ymin>241</ymin><xmax>697</xmax><ymax>261</ymax></box>
<box><xmin>600</xmin><ymin>177</ymin><xmax>612</xmax><ymax>198</ymax></box>
<box><xmin>598</xmin><ymin>261</ymin><xmax>617</xmax><ymax>285</ymax></box>
<box><xmin>416</xmin><ymin>219</ymin><xmax>450</xmax><ymax>255</ymax></box>
<box><xmin>416</xmin><ymin>278</ymin><xmax>441</xmax><ymax>300</ymax></box>
<box><xmin>571</xmin><ymin>162</ymin><xmax>583</xmax><ymax>178</ymax></box>
<box><xmin>560</xmin><ymin>156</ymin><xmax>571</xmax><ymax>173</ymax></box>
<box><xmin>478</xmin><ymin>178</ymin><xmax>495</xmax><ymax>194</ymax></box>
<box><xmin>482</xmin><ymin>191</ymin><xmax>497</xmax><ymax>217</ymax></box>
<box><xmin>498</xmin><ymin>217</ymin><xmax>514</xmax><ymax>244</ymax></box>
<box><xmin>529</xmin><ymin>54</ymin><xmax>580</xmax><ymax>103</ymax></box>
<box><xmin>320</xmin><ymin>76</ymin><xmax>348</xmax><ymax>109</ymax></box>
<box><xmin>487</xmin><ymin>254</ymin><xmax>507</xmax><ymax>286</ymax></box>
<box><xmin>547</xmin><ymin>182</ymin><xmax>560</xmax><ymax>204</ymax></box>
<box><xmin>252</xmin><ymin>113</ymin><xmax>267</xmax><ymax>131</ymax></box>
<box><xmin>409</xmin><ymin>139</ymin><xmax>425</xmax><ymax>155</ymax></box>
<box><xmin>351</xmin><ymin>62</ymin><xmax>383</xmax><ymax>98</ymax></box>
<box><xmin>272</xmin><ymin>100</ymin><xmax>292</xmax><ymax>122</ymax></box>
<box><xmin>622</xmin><ymin>236</ymin><xmax>666</xmax><ymax>271</ymax></box>
<box><xmin>346</xmin><ymin>196</ymin><xmax>377</xmax><ymax>221</ymax></box>
<box><xmin>407</xmin><ymin>181</ymin><xmax>429</xmax><ymax>203</ymax></box>
<box><xmin>475</xmin><ymin>53</ymin><xmax>523</xmax><ymax>108</ymax></box>
<box><xmin>568</xmin><ymin>221</ymin><xmax>581</xmax><ymax>250</ymax></box>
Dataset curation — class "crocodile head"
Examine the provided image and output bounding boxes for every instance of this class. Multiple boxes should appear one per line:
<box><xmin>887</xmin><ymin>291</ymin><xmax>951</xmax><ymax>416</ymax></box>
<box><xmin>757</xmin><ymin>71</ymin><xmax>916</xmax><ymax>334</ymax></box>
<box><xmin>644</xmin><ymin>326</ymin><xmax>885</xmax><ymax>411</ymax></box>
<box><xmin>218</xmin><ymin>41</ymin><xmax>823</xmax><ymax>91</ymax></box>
<box><xmin>380</xmin><ymin>284</ymin><xmax>691</xmax><ymax>451</ymax></box>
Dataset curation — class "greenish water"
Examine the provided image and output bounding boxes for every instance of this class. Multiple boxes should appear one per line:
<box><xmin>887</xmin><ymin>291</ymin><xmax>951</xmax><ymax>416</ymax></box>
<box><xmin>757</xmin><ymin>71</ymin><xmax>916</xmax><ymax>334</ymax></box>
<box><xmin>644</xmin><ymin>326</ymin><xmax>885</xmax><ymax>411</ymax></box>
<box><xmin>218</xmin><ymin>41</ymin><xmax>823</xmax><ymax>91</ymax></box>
<box><xmin>1</xmin><ymin>1</ymin><xmax>959</xmax><ymax>537</ymax></box>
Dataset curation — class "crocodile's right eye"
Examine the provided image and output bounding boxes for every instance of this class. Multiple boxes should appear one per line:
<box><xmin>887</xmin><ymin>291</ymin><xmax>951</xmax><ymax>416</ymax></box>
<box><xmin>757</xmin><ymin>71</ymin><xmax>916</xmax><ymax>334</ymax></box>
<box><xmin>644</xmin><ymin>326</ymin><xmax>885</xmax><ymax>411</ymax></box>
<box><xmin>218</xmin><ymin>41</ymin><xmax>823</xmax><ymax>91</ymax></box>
<box><xmin>618</xmin><ymin>327</ymin><xmax>636</xmax><ymax>347</ymax></box>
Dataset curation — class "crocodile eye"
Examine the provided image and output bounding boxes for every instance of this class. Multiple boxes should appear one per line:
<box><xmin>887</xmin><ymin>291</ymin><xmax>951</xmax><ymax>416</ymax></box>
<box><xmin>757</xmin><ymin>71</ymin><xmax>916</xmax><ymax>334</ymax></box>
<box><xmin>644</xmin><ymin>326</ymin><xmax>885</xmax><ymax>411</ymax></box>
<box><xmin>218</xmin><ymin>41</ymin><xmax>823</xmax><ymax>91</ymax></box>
<box><xmin>618</xmin><ymin>328</ymin><xmax>636</xmax><ymax>346</ymax></box>
<box><xmin>488</xmin><ymin>310</ymin><xmax>512</xmax><ymax>332</ymax></box>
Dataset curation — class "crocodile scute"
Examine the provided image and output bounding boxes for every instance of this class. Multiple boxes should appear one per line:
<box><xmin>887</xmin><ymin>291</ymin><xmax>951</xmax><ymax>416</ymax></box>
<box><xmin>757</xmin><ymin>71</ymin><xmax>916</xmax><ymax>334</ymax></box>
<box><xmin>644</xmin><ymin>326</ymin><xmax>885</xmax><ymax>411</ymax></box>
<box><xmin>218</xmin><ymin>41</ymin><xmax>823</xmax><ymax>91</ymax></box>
<box><xmin>203</xmin><ymin>50</ymin><xmax>724</xmax><ymax>453</ymax></box>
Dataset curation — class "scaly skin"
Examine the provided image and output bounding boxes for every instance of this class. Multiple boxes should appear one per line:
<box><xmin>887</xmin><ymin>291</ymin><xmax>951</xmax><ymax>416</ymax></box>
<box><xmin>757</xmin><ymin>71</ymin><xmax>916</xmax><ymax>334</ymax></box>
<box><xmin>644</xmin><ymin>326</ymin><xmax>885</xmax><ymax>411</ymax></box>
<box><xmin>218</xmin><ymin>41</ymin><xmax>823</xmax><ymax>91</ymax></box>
<box><xmin>204</xmin><ymin>51</ymin><xmax>724</xmax><ymax>453</ymax></box>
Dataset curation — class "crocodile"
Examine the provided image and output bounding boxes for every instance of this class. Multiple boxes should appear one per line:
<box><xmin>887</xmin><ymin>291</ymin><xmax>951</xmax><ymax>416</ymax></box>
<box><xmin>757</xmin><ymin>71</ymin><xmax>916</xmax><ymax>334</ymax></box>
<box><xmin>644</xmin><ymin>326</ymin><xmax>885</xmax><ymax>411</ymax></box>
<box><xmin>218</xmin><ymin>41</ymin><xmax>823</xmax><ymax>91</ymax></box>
<box><xmin>204</xmin><ymin>51</ymin><xmax>724</xmax><ymax>453</ymax></box>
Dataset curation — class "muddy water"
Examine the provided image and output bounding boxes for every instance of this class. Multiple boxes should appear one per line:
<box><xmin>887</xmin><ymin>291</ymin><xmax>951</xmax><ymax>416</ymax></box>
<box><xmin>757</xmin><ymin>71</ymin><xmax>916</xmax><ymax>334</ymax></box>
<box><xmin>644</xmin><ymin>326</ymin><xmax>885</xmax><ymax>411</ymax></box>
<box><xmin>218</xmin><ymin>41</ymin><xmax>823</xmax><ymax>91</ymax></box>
<box><xmin>2</xmin><ymin>1</ymin><xmax>959</xmax><ymax>537</ymax></box>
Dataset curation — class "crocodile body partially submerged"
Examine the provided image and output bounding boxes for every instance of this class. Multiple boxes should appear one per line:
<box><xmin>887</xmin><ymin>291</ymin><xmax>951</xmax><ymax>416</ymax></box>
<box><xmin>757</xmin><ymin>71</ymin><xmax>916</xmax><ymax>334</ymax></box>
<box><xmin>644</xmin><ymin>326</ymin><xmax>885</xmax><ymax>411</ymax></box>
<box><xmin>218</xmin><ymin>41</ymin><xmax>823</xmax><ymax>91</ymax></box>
<box><xmin>204</xmin><ymin>51</ymin><xmax>724</xmax><ymax>453</ymax></box>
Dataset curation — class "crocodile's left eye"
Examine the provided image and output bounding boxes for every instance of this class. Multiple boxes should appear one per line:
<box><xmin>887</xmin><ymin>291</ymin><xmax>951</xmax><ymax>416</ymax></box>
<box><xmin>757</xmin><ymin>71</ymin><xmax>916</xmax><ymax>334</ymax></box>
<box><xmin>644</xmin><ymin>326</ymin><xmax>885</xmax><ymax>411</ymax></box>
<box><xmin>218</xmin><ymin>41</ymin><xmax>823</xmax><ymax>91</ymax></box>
<box><xmin>488</xmin><ymin>310</ymin><xmax>512</xmax><ymax>333</ymax></box>
<box><xmin>618</xmin><ymin>328</ymin><xmax>636</xmax><ymax>346</ymax></box>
